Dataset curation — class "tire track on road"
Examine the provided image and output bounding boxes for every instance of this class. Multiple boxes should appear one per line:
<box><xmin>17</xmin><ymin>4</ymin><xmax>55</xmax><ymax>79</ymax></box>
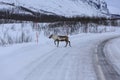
<box><xmin>16</xmin><ymin>47</ymin><xmax>57</xmax><ymax>79</ymax></box>
<box><xmin>94</xmin><ymin>36</ymin><xmax>120</xmax><ymax>80</ymax></box>
<box><xmin>24</xmin><ymin>48</ymin><xmax>70</xmax><ymax>80</ymax></box>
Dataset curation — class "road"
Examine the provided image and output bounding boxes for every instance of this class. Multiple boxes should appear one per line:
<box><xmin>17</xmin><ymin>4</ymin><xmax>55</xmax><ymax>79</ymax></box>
<box><xmin>94</xmin><ymin>36</ymin><xmax>120</xmax><ymax>80</ymax></box>
<box><xmin>0</xmin><ymin>33</ymin><xmax>120</xmax><ymax>80</ymax></box>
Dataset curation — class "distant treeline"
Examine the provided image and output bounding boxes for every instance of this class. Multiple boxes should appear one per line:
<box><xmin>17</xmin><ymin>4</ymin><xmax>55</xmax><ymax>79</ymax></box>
<box><xmin>0</xmin><ymin>10</ymin><xmax>120</xmax><ymax>26</ymax></box>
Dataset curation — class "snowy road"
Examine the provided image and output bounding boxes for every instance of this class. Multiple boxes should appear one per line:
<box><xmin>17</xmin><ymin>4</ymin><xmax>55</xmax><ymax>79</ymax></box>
<box><xmin>95</xmin><ymin>36</ymin><xmax>120</xmax><ymax>80</ymax></box>
<box><xmin>104</xmin><ymin>37</ymin><xmax>120</xmax><ymax>79</ymax></box>
<box><xmin>0</xmin><ymin>33</ymin><xmax>120</xmax><ymax>80</ymax></box>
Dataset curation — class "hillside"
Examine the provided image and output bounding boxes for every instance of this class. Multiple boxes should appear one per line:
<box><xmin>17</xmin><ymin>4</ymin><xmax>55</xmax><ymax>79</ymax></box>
<box><xmin>0</xmin><ymin>0</ymin><xmax>109</xmax><ymax>18</ymax></box>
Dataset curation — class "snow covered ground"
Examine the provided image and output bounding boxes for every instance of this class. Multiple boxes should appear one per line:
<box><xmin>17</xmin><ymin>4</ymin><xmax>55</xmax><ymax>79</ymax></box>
<box><xmin>0</xmin><ymin>32</ymin><xmax>120</xmax><ymax>80</ymax></box>
<box><xmin>1</xmin><ymin>23</ymin><xmax>119</xmax><ymax>46</ymax></box>
<box><xmin>0</xmin><ymin>0</ymin><xmax>108</xmax><ymax>17</ymax></box>
<box><xmin>104</xmin><ymin>37</ymin><xmax>120</xmax><ymax>74</ymax></box>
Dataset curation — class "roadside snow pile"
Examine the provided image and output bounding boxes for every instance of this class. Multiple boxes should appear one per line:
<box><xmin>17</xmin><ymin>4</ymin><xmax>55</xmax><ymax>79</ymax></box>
<box><xmin>104</xmin><ymin>37</ymin><xmax>120</xmax><ymax>74</ymax></box>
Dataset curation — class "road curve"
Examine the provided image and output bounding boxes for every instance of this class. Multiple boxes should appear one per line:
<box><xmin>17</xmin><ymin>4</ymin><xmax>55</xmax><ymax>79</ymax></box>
<box><xmin>94</xmin><ymin>37</ymin><xmax>120</xmax><ymax>80</ymax></box>
<box><xmin>1</xmin><ymin>34</ymin><xmax>120</xmax><ymax>80</ymax></box>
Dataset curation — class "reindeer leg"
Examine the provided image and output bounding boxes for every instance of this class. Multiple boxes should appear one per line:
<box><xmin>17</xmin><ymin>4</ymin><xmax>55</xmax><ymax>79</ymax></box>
<box><xmin>65</xmin><ymin>41</ymin><xmax>68</xmax><ymax>47</ymax></box>
<box><xmin>69</xmin><ymin>41</ymin><xmax>71</xmax><ymax>47</ymax></box>
<box><xmin>54</xmin><ymin>40</ymin><xmax>56</xmax><ymax>45</ymax></box>
<box><xmin>57</xmin><ymin>41</ymin><xmax>59</xmax><ymax>47</ymax></box>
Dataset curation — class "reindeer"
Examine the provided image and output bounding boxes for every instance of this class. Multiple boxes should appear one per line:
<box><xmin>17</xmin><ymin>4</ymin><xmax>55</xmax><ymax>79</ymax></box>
<box><xmin>49</xmin><ymin>34</ymin><xmax>71</xmax><ymax>47</ymax></box>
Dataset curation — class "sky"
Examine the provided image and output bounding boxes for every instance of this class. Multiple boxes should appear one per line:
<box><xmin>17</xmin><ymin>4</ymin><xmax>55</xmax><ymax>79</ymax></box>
<box><xmin>105</xmin><ymin>0</ymin><xmax>120</xmax><ymax>14</ymax></box>
<box><xmin>105</xmin><ymin>0</ymin><xmax>120</xmax><ymax>8</ymax></box>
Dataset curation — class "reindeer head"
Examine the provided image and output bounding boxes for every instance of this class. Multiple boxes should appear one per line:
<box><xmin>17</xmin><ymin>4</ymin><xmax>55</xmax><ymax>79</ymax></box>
<box><xmin>49</xmin><ymin>34</ymin><xmax>53</xmax><ymax>39</ymax></box>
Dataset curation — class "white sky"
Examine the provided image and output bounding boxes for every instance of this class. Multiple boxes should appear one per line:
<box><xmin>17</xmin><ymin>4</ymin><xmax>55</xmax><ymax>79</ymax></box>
<box><xmin>105</xmin><ymin>0</ymin><xmax>120</xmax><ymax>14</ymax></box>
<box><xmin>105</xmin><ymin>0</ymin><xmax>120</xmax><ymax>8</ymax></box>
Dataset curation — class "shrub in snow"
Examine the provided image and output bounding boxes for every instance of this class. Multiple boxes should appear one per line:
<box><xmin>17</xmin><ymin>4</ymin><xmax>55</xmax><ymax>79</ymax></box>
<box><xmin>0</xmin><ymin>23</ymin><xmax>34</xmax><ymax>46</ymax></box>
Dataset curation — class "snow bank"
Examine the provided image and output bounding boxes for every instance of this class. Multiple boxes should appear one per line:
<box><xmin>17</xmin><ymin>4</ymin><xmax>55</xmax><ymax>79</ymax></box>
<box><xmin>104</xmin><ymin>37</ymin><xmax>120</xmax><ymax>74</ymax></box>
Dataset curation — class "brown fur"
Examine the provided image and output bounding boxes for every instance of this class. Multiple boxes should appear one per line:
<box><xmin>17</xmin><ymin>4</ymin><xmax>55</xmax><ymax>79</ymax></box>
<box><xmin>49</xmin><ymin>34</ymin><xmax>71</xmax><ymax>47</ymax></box>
